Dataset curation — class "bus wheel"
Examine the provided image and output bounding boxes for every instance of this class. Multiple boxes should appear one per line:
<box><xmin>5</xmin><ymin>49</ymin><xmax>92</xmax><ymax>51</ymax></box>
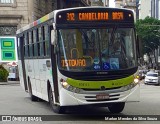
<box><xmin>49</xmin><ymin>87</ymin><xmax>65</xmax><ymax>114</ymax></box>
<box><xmin>108</xmin><ymin>102</ymin><xmax>125</xmax><ymax>113</ymax></box>
<box><xmin>28</xmin><ymin>79</ymin><xmax>38</xmax><ymax>101</ymax></box>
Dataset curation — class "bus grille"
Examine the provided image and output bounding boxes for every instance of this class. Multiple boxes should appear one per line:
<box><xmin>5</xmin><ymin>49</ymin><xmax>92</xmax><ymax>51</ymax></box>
<box><xmin>75</xmin><ymin>90</ymin><xmax>129</xmax><ymax>103</ymax></box>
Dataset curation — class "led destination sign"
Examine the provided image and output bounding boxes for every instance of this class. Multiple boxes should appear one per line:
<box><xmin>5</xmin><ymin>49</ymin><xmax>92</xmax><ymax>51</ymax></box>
<box><xmin>67</xmin><ymin>12</ymin><xmax>124</xmax><ymax>21</ymax></box>
<box><xmin>57</xmin><ymin>9</ymin><xmax>134</xmax><ymax>24</ymax></box>
<box><xmin>61</xmin><ymin>59</ymin><xmax>86</xmax><ymax>67</ymax></box>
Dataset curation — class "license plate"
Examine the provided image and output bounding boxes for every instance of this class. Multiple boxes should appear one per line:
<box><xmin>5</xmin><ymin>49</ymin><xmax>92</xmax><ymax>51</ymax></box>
<box><xmin>96</xmin><ymin>94</ymin><xmax>109</xmax><ymax>100</ymax></box>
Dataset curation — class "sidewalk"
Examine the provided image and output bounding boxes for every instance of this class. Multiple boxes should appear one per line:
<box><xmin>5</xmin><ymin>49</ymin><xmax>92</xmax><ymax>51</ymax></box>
<box><xmin>0</xmin><ymin>81</ymin><xmax>20</xmax><ymax>85</ymax></box>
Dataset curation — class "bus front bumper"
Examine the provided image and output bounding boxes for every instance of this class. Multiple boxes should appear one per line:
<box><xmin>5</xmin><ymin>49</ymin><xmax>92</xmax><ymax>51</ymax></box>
<box><xmin>59</xmin><ymin>84</ymin><xmax>140</xmax><ymax>106</ymax></box>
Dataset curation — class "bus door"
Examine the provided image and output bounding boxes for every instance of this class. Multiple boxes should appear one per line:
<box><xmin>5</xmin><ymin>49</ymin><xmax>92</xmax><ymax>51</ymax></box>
<box><xmin>50</xmin><ymin>28</ymin><xmax>59</xmax><ymax>103</ymax></box>
<box><xmin>18</xmin><ymin>37</ymin><xmax>28</xmax><ymax>92</ymax></box>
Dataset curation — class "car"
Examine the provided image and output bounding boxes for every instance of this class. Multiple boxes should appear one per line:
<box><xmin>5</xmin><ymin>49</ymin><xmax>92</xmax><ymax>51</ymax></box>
<box><xmin>144</xmin><ymin>72</ymin><xmax>160</xmax><ymax>85</ymax></box>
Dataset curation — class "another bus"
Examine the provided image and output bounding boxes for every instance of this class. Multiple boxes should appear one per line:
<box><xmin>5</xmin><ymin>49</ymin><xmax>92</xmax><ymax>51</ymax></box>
<box><xmin>16</xmin><ymin>7</ymin><xmax>140</xmax><ymax>114</ymax></box>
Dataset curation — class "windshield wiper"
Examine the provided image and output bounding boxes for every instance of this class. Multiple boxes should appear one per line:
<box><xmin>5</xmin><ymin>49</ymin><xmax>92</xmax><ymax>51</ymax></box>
<box><xmin>110</xmin><ymin>26</ymin><xmax>118</xmax><ymax>45</ymax></box>
<box><xmin>79</xmin><ymin>29</ymin><xmax>93</xmax><ymax>48</ymax></box>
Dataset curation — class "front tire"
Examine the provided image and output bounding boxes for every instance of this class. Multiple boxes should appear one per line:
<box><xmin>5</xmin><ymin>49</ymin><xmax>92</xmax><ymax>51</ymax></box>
<box><xmin>108</xmin><ymin>102</ymin><xmax>125</xmax><ymax>113</ymax></box>
<box><xmin>48</xmin><ymin>87</ymin><xmax>66</xmax><ymax>114</ymax></box>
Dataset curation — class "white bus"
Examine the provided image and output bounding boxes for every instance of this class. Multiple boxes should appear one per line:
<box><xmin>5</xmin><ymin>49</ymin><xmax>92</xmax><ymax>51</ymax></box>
<box><xmin>16</xmin><ymin>7</ymin><xmax>140</xmax><ymax>114</ymax></box>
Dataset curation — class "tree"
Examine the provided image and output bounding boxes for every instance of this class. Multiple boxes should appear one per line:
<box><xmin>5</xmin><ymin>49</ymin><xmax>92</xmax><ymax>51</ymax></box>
<box><xmin>135</xmin><ymin>17</ymin><xmax>160</xmax><ymax>54</ymax></box>
<box><xmin>0</xmin><ymin>65</ymin><xmax>9</xmax><ymax>82</ymax></box>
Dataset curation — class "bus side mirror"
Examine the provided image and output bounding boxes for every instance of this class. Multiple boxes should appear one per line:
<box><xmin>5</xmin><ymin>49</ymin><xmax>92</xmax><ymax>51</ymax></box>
<box><xmin>51</xmin><ymin>30</ymin><xmax>57</xmax><ymax>45</ymax></box>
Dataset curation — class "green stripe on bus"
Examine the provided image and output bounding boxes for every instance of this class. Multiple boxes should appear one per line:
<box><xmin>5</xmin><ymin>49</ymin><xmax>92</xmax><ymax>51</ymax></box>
<box><xmin>66</xmin><ymin>75</ymin><xmax>134</xmax><ymax>89</ymax></box>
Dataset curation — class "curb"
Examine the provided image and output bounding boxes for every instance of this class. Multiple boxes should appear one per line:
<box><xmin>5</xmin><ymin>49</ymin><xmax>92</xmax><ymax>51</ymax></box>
<box><xmin>0</xmin><ymin>81</ymin><xmax>20</xmax><ymax>85</ymax></box>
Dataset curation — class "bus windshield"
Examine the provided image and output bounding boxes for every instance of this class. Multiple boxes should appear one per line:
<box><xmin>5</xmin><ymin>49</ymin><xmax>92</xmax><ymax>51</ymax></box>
<box><xmin>57</xmin><ymin>27</ymin><xmax>137</xmax><ymax>72</ymax></box>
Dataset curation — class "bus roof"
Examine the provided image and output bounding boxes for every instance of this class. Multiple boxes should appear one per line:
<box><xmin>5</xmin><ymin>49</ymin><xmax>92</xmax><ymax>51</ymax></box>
<box><xmin>16</xmin><ymin>10</ymin><xmax>55</xmax><ymax>34</ymax></box>
<box><xmin>16</xmin><ymin>7</ymin><xmax>133</xmax><ymax>35</ymax></box>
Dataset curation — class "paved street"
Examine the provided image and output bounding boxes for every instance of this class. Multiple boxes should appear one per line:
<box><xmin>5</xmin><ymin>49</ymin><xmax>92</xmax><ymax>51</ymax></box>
<box><xmin>0</xmin><ymin>81</ymin><xmax>160</xmax><ymax>124</ymax></box>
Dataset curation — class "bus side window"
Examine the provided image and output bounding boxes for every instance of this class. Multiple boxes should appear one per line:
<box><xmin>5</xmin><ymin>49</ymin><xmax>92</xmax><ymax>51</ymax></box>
<box><xmin>27</xmin><ymin>33</ymin><xmax>30</xmax><ymax>57</ymax></box>
<box><xmin>42</xmin><ymin>26</ymin><xmax>46</xmax><ymax>56</ymax></box>
<box><xmin>29</xmin><ymin>31</ymin><xmax>33</xmax><ymax>57</ymax></box>
<box><xmin>33</xmin><ymin>29</ymin><xmax>38</xmax><ymax>57</ymax></box>
<box><xmin>24</xmin><ymin>33</ymin><xmax>29</xmax><ymax>58</ymax></box>
<box><xmin>37</xmin><ymin>28</ymin><xmax>40</xmax><ymax>56</ymax></box>
<box><xmin>39</xmin><ymin>27</ymin><xmax>44</xmax><ymax>57</ymax></box>
<box><xmin>44</xmin><ymin>25</ymin><xmax>49</xmax><ymax>56</ymax></box>
<box><xmin>31</xmin><ymin>31</ymin><xmax>34</xmax><ymax>56</ymax></box>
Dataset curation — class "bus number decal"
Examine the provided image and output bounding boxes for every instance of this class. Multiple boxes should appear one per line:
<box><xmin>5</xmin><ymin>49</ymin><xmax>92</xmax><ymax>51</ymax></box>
<box><xmin>112</xmin><ymin>82</ymin><xmax>123</xmax><ymax>86</ymax></box>
<box><xmin>61</xmin><ymin>59</ymin><xmax>86</xmax><ymax>67</ymax></box>
<box><xmin>67</xmin><ymin>13</ymin><xmax>75</xmax><ymax>21</ymax></box>
<box><xmin>79</xmin><ymin>83</ymin><xmax>89</xmax><ymax>87</ymax></box>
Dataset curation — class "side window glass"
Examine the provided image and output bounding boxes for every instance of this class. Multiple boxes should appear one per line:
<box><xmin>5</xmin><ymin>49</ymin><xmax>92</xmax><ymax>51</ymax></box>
<box><xmin>37</xmin><ymin>28</ymin><xmax>40</xmax><ymax>56</ymax></box>
<box><xmin>33</xmin><ymin>30</ymin><xmax>38</xmax><ymax>57</ymax></box>
<box><xmin>24</xmin><ymin>33</ymin><xmax>29</xmax><ymax>58</ymax></box>
<box><xmin>44</xmin><ymin>25</ymin><xmax>49</xmax><ymax>56</ymax></box>
<box><xmin>29</xmin><ymin>31</ymin><xmax>33</xmax><ymax>57</ymax></box>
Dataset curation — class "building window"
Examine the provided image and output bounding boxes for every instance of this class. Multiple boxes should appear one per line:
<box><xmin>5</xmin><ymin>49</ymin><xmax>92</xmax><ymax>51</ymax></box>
<box><xmin>0</xmin><ymin>0</ymin><xmax>14</xmax><ymax>3</ymax></box>
<box><xmin>0</xmin><ymin>0</ymin><xmax>16</xmax><ymax>7</ymax></box>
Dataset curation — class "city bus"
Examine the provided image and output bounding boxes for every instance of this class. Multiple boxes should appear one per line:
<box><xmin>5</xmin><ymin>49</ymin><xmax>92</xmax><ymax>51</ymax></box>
<box><xmin>16</xmin><ymin>7</ymin><xmax>140</xmax><ymax>114</ymax></box>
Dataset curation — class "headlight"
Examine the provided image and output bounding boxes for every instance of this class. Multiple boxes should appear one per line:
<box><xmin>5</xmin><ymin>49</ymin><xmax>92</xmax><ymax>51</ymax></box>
<box><xmin>60</xmin><ymin>78</ymin><xmax>82</xmax><ymax>93</ymax></box>
<box><xmin>134</xmin><ymin>78</ymin><xmax>139</xmax><ymax>83</ymax></box>
<box><xmin>121</xmin><ymin>77</ymin><xmax>139</xmax><ymax>91</ymax></box>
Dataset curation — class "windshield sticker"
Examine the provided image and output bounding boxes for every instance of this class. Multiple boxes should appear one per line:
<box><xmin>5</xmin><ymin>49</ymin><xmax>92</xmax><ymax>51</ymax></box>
<box><xmin>103</xmin><ymin>62</ymin><xmax>110</xmax><ymax>70</ymax></box>
<box><xmin>110</xmin><ymin>58</ymin><xmax>119</xmax><ymax>70</ymax></box>
<box><xmin>94</xmin><ymin>64</ymin><xmax>100</xmax><ymax>70</ymax></box>
<box><xmin>93</xmin><ymin>57</ymin><xmax>100</xmax><ymax>64</ymax></box>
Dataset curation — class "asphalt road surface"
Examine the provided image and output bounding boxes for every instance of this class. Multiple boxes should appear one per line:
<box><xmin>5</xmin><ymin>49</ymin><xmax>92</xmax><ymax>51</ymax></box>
<box><xmin>0</xmin><ymin>81</ymin><xmax>160</xmax><ymax>124</ymax></box>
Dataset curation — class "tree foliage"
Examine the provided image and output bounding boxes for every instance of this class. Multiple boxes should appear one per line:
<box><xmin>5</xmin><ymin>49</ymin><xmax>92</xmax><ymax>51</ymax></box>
<box><xmin>135</xmin><ymin>17</ymin><xmax>160</xmax><ymax>54</ymax></box>
<box><xmin>0</xmin><ymin>65</ymin><xmax>9</xmax><ymax>82</ymax></box>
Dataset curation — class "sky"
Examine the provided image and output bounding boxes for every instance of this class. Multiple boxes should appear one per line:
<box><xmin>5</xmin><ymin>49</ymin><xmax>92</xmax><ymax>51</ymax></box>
<box><xmin>109</xmin><ymin>0</ymin><xmax>115</xmax><ymax>7</ymax></box>
<box><xmin>102</xmin><ymin>0</ymin><xmax>115</xmax><ymax>7</ymax></box>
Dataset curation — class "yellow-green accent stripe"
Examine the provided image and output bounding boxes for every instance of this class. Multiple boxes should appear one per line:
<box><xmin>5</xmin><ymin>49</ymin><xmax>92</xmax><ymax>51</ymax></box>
<box><xmin>67</xmin><ymin>75</ymin><xmax>134</xmax><ymax>89</ymax></box>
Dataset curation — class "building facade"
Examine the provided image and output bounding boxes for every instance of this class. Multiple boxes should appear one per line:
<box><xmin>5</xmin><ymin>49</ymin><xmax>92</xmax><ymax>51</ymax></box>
<box><xmin>138</xmin><ymin>0</ymin><xmax>160</xmax><ymax>19</ymax></box>
<box><xmin>57</xmin><ymin>0</ymin><xmax>91</xmax><ymax>9</ymax></box>
<box><xmin>102</xmin><ymin>0</ymin><xmax>109</xmax><ymax>7</ymax></box>
<box><xmin>115</xmin><ymin>0</ymin><xmax>137</xmax><ymax>19</ymax></box>
<box><xmin>138</xmin><ymin>0</ymin><xmax>151</xmax><ymax>19</ymax></box>
<box><xmin>115</xmin><ymin>0</ymin><xmax>123</xmax><ymax>8</ymax></box>
<box><xmin>91</xmin><ymin>0</ymin><xmax>104</xmax><ymax>6</ymax></box>
<box><xmin>0</xmin><ymin>0</ymin><xmax>90</xmax><ymax>63</ymax></box>
<box><xmin>115</xmin><ymin>0</ymin><xmax>137</xmax><ymax>11</ymax></box>
<box><xmin>0</xmin><ymin>0</ymin><xmax>53</xmax><ymax>31</ymax></box>
<box><xmin>0</xmin><ymin>0</ymin><xmax>91</xmax><ymax>32</ymax></box>
<box><xmin>151</xmin><ymin>0</ymin><xmax>160</xmax><ymax>19</ymax></box>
